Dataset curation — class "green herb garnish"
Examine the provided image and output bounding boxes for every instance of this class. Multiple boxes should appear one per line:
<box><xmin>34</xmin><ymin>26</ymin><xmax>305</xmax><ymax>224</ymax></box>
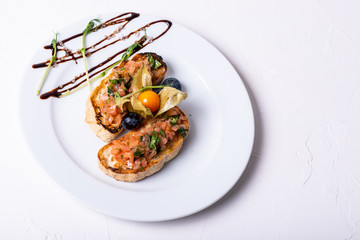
<box><xmin>155</xmin><ymin>60</ymin><xmax>162</xmax><ymax>69</ymax></box>
<box><xmin>149</xmin><ymin>135</ymin><xmax>161</xmax><ymax>150</ymax></box>
<box><xmin>114</xmin><ymin>92</ymin><xmax>121</xmax><ymax>102</ymax></box>
<box><xmin>170</xmin><ymin>115</ymin><xmax>180</xmax><ymax>125</ymax></box>
<box><xmin>134</xmin><ymin>148</ymin><xmax>142</xmax><ymax>157</ymax></box>
<box><xmin>177</xmin><ymin>127</ymin><xmax>188</xmax><ymax>138</ymax></box>
<box><xmin>121</xmin><ymin>37</ymin><xmax>144</xmax><ymax>62</ymax></box>
<box><xmin>110</xmin><ymin>78</ymin><xmax>125</xmax><ymax>85</ymax></box>
<box><xmin>160</xmin><ymin>129</ymin><xmax>166</xmax><ymax>138</ymax></box>
<box><xmin>151</xmin><ymin>131</ymin><xmax>158</xmax><ymax>136</ymax></box>
<box><xmin>37</xmin><ymin>32</ymin><xmax>58</xmax><ymax>95</ymax></box>
<box><xmin>140</xmin><ymin>136</ymin><xmax>143</xmax><ymax>142</ymax></box>
<box><xmin>80</xmin><ymin>18</ymin><xmax>102</xmax><ymax>92</ymax></box>
<box><xmin>107</xmin><ymin>85</ymin><xmax>114</xmax><ymax>96</ymax></box>
<box><xmin>147</xmin><ymin>54</ymin><xmax>162</xmax><ymax>70</ymax></box>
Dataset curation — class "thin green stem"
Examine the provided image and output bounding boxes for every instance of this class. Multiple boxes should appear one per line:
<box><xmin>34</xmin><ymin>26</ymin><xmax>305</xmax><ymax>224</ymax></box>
<box><xmin>36</xmin><ymin>33</ymin><xmax>58</xmax><ymax>95</ymax></box>
<box><xmin>119</xmin><ymin>85</ymin><xmax>168</xmax><ymax>100</ymax></box>
<box><xmin>60</xmin><ymin>73</ymin><xmax>103</xmax><ymax>98</ymax></box>
<box><xmin>81</xmin><ymin>34</ymin><xmax>91</xmax><ymax>92</ymax></box>
<box><xmin>37</xmin><ymin>61</ymin><xmax>53</xmax><ymax>95</ymax></box>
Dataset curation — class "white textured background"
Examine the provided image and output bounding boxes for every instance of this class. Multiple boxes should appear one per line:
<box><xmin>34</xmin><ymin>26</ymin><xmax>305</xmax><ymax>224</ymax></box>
<box><xmin>1</xmin><ymin>0</ymin><xmax>360</xmax><ymax>239</ymax></box>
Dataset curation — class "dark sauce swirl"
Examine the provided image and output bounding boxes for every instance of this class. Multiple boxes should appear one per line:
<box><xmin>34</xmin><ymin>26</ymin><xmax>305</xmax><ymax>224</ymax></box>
<box><xmin>33</xmin><ymin>13</ymin><xmax>172</xmax><ymax>99</ymax></box>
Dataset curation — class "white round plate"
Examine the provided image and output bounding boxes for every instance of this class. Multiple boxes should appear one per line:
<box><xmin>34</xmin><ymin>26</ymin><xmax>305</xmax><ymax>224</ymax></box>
<box><xmin>20</xmin><ymin>13</ymin><xmax>254</xmax><ymax>221</ymax></box>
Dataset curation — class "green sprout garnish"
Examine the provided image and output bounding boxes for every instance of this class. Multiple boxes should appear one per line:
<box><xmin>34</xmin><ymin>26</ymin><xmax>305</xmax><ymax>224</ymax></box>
<box><xmin>37</xmin><ymin>32</ymin><xmax>58</xmax><ymax>95</ymax></box>
<box><xmin>61</xmin><ymin>36</ymin><xmax>145</xmax><ymax>98</ymax></box>
<box><xmin>80</xmin><ymin>18</ymin><xmax>102</xmax><ymax>92</ymax></box>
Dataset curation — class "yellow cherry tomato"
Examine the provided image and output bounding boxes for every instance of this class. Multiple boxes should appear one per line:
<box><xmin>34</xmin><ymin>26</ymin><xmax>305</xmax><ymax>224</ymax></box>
<box><xmin>137</xmin><ymin>91</ymin><xmax>160</xmax><ymax>113</ymax></box>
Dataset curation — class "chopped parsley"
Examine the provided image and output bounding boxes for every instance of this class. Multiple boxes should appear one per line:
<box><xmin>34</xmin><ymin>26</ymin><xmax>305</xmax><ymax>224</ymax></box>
<box><xmin>160</xmin><ymin>129</ymin><xmax>166</xmax><ymax>138</ymax></box>
<box><xmin>155</xmin><ymin>60</ymin><xmax>162</xmax><ymax>69</ymax></box>
<box><xmin>107</xmin><ymin>85</ymin><xmax>114</xmax><ymax>96</ymax></box>
<box><xmin>134</xmin><ymin>148</ymin><xmax>143</xmax><ymax>157</ymax></box>
<box><xmin>147</xmin><ymin>54</ymin><xmax>162</xmax><ymax>70</ymax></box>
<box><xmin>110</xmin><ymin>77</ymin><xmax>125</xmax><ymax>85</ymax></box>
<box><xmin>177</xmin><ymin>127</ymin><xmax>188</xmax><ymax>138</ymax></box>
<box><xmin>140</xmin><ymin>136</ymin><xmax>143</xmax><ymax>142</ymax></box>
<box><xmin>149</xmin><ymin>135</ymin><xmax>161</xmax><ymax>150</ymax></box>
<box><xmin>151</xmin><ymin>131</ymin><xmax>159</xmax><ymax>136</ymax></box>
<box><xmin>170</xmin><ymin>115</ymin><xmax>180</xmax><ymax>125</ymax></box>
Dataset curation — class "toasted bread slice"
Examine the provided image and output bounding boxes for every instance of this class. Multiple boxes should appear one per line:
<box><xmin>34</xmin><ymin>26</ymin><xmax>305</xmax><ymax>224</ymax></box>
<box><xmin>85</xmin><ymin>52</ymin><xmax>167</xmax><ymax>142</ymax></box>
<box><xmin>98</xmin><ymin>107</ymin><xmax>189</xmax><ymax>182</ymax></box>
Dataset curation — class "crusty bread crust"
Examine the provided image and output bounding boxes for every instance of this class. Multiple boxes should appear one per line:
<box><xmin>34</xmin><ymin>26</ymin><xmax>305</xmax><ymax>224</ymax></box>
<box><xmin>85</xmin><ymin>95</ymin><xmax>119</xmax><ymax>142</ymax></box>
<box><xmin>85</xmin><ymin>69</ymin><xmax>121</xmax><ymax>142</ymax></box>
<box><xmin>97</xmin><ymin>107</ymin><xmax>189</xmax><ymax>182</ymax></box>
<box><xmin>85</xmin><ymin>52</ymin><xmax>167</xmax><ymax>142</ymax></box>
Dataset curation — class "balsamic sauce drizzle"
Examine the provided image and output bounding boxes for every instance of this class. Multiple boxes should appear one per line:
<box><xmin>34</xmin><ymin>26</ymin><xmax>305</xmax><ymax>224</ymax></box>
<box><xmin>33</xmin><ymin>12</ymin><xmax>172</xmax><ymax>99</ymax></box>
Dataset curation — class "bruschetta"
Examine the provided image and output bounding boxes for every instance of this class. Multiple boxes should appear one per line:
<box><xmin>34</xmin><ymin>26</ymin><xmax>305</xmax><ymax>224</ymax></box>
<box><xmin>98</xmin><ymin>106</ymin><xmax>189</xmax><ymax>182</ymax></box>
<box><xmin>85</xmin><ymin>52</ymin><xmax>167</xmax><ymax>142</ymax></box>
